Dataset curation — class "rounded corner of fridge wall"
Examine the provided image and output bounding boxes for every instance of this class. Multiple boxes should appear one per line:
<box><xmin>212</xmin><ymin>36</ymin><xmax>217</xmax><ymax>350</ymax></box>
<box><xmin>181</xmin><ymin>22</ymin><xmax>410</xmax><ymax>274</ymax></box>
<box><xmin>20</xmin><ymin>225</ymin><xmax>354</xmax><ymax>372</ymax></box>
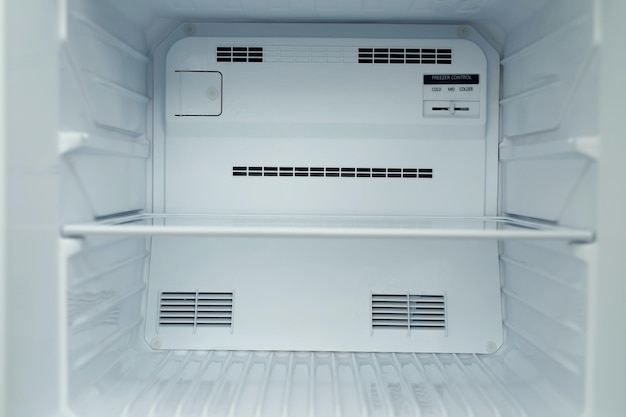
<box><xmin>164</xmin><ymin>34</ymin><xmax>197</xmax><ymax>63</ymax></box>
<box><xmin>464</xmin><ymin>26</ymin><xmax>500</xmax><ymax>54</ymax></box>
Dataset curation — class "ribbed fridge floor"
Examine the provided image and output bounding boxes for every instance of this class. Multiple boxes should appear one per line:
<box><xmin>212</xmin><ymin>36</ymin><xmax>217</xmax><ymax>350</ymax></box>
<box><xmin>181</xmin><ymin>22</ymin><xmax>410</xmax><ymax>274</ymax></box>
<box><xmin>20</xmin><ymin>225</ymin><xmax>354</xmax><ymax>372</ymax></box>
<box><xmin>69</xmin><ymin>349</ymin><xmax>552</xmax><ymax>417</ymax></box>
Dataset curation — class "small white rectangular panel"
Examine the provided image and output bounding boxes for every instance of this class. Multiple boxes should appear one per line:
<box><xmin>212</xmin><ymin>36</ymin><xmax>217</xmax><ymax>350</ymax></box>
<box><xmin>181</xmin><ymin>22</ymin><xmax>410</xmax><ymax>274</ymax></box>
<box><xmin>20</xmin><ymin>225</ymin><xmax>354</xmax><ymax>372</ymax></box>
<box><xmin>175</xmin><ymin>71</ymin><xmax>222</xmax><ymax>116</ymax></box>
<box><xmin>145</xmin><ymin>237</ymin><xmax>503</xmax><ymax>353</ymax></box>
<box><xmin>423</xmin><ymin>73</ymin><xmax>480</xmax><ymax>118</ymax></box>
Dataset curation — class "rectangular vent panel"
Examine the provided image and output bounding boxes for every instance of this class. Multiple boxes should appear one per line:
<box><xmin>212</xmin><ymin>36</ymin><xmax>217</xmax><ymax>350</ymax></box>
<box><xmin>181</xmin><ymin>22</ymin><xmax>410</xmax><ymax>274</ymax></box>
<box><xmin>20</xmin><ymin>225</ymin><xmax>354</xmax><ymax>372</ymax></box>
<box><xmin>216</xmin><ymin>47</ymin><xmax>451</xmax><ymax>64</ymax></box>
<box><xmin>358</xmin><ymin>48</ymin><xmax>452</xmax><ymax>64</ymax></box>
<box><xmin>217</xmin><ymin>47</ymin><xmax>263</xmax><ymax>63</ymax></box>
<box><xmin>233</xmin><ymin>166</ymin><xmax>433</xmax><ymax>179</ymax></box>
<box><xmin>159</xmin><ymin>292</ymin><xmax>233</xmax><ymax>329</ymax></box>
<box><xmin>372</xmin><ymin>294</ymin><xmax>446</xmax><ymax>332</ymax></box>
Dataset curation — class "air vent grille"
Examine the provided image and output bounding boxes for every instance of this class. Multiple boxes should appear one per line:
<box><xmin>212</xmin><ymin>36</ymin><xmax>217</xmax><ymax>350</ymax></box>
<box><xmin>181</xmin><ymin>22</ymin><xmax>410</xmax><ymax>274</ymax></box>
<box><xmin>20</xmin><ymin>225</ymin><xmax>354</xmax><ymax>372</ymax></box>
<box><xmin>217</xmin><ymin>47</ymin><xmax>263</xmax><ymax>63</ymax></box>
<box><xmin>358</xmin><ymin>48</ymin><xmax>452</xmax><ymax>64</ymax></box>
<box><xmin>216</xmin><ymin>47</ymin><xmax>451</xmax><ymax>64</ymax></box>
<box><xmin>233</xmin><ymin>166</ymin><xmax>433</xmax><ymax>179</ymax></box>
<box><xmin>159</xmin><ymin>292</ymin><xmax>233</xmax><ymax>329</ymax></box>
<box><xmin>372</xmin><ymin>294</ymin><xmax>446</xmax><ymax>332</ymax></box>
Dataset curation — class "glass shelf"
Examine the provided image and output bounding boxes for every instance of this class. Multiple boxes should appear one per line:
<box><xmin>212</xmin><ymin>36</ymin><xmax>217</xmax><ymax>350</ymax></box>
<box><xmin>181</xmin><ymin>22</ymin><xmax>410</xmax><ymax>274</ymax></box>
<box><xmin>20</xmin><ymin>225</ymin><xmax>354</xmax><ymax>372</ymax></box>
<box><xmin>62</xmin><ymin>214</ymin><xmax>594</xmax><ymax>242</ymax></box>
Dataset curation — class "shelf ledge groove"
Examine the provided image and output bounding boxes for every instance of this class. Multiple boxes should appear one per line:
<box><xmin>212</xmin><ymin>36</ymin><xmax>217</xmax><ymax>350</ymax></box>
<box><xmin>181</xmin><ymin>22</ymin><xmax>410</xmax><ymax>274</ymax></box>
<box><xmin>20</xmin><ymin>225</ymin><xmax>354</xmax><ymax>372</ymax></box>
<box><xmin>59</xmin><ymin>131</ymin><xmax>150</xmax><ymax>158</ymax></box>
<box><xmin>499</xmin><ymin>136</ymin><xmax>599</xmax><ymax>160</ymax></box>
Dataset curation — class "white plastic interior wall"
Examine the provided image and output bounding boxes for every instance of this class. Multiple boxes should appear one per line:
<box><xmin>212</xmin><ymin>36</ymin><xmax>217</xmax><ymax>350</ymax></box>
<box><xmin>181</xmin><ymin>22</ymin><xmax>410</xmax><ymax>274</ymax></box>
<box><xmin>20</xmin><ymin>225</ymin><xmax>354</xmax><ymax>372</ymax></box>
<box><xmin>3</xmin><ymin>0</ymin><xmax>626</xmax><ymax>417</ymax></box>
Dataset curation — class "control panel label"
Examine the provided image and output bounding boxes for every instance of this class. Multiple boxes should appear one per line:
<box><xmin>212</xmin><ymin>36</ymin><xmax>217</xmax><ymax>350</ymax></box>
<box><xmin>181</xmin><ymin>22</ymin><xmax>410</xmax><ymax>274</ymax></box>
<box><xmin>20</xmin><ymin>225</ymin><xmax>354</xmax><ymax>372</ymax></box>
<box><xmin>423</xmin><ymin>73</ymin><xmax>481</xmax><ymax>101</ymax></box>
<box><xmin>424</xmin><ymin>74</ymin><xmax>479</xmax><ymax>84</ymax></box>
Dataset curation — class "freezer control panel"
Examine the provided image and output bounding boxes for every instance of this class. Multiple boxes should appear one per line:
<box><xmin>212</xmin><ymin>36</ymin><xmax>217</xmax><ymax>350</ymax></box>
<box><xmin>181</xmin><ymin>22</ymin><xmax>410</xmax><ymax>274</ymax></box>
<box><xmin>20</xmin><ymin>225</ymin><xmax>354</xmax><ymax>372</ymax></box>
<box><xmin>423</xmin><ymin>73</ymin><xmax>481</xmax><ymax>117</ymax></box>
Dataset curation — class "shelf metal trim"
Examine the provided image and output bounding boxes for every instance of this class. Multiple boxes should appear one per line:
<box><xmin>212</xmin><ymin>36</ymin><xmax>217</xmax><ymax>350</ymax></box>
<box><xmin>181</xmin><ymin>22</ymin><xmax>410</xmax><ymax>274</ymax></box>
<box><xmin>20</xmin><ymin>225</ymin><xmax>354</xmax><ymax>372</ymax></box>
<box><xmin>62</xmin><ymin>214</ymin><xmax>594</xmax><ymax>242</ymax></box>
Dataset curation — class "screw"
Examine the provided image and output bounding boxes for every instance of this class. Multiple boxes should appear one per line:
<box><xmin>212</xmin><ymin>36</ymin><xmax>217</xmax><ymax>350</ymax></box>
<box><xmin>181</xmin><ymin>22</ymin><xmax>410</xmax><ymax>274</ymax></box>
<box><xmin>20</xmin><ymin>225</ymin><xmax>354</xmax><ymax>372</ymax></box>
<box><xmin>150</xmin><ymin>337</ymin><xmax>162</xmax><ymax>349</ymax></box>
<box><xmin>457</xmin><ymin>26</ymin><xmax>470</xmax><ymax>39</ymax></box>
<box><xmin>184</xmin><ymin>24</ymin><xmax>196</xmax><ymax>36</ymax></box>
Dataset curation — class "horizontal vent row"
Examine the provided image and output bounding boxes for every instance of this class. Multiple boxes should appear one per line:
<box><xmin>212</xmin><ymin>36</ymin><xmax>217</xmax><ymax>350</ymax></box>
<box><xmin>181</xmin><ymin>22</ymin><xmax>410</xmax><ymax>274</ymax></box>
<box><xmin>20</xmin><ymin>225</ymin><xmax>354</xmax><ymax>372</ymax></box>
<box><xmin>159</xmin><ymin>292</ymin><xmax>233</xmax><ymax>328</ymax></box>
<box><xmin>215</xmin><ymin>47</ymin><xmax>451</xmax><ymax>64</ymax></box>
<box><xmin>359</xmin><ymin>48</ymin><xmax>452</xmax><ymax>64</ymax></box>
<box><xmin>372</xmin><ymin>294</ymin><xmax>446</xmax><ymax>331</ymax></box>
<box><xmin>233</xmin><ymin>166</ymin><xmax>433</xmax><ymax>179</ymax></box>
<box><xmin>217</xmin><ymin>47</ymin><xmax>263</xmax><ymax>62</ymax></box>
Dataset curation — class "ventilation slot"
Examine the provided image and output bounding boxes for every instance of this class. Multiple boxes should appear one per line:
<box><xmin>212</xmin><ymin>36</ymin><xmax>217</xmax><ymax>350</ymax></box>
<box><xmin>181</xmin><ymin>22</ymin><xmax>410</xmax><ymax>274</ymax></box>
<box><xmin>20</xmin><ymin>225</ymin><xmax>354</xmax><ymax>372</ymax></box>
<box><xmin>217</xmin><ymin>47</ymin><xmax>263</xmax><ymax>63</ymax></box>
<box><xmin>233</xmin><ymin>166</ymin><xmax>433</xmax><ymax>179</ymax></box>
<box><xmin>159</xmin><ymin>292</ymin><xmax>233</xmax><ymax>329</ymax></box>
<box><xmin>358</xmin><ymin>48</ymin><xmax>452</xmax><ymax>64</ymax></box>
<box><xmin>372</xmin><ymin>294</ymin><xmax>446</xmax><ymax>332</ymax></box>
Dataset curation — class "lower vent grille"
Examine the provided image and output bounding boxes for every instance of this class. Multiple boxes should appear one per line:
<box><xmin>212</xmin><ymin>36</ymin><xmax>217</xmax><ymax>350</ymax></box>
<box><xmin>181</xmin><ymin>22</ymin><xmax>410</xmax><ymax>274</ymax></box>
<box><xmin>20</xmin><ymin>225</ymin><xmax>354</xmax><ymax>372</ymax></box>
<box><xmin>233</xmin><ymin>166</ymin><xmax>433</xmax><ymax>179</ymax></box>
<box><xmin>159</xmin><ymin>292</ymin><xmax>233</xmax><ymax>329</ymax></box>
<box><xmin>372</xmin><ymin>294</ymin><xmax>446</xmax><ymax>332</ymax></box>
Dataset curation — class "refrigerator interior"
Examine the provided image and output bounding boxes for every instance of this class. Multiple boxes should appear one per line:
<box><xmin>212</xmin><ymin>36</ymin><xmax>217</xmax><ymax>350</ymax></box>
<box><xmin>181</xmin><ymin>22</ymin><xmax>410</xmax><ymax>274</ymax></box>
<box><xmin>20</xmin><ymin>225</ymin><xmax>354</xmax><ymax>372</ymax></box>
<box><xmin>4</xmin><ymin>0</ymin><xmax>626</xmax><ymax>416</ymax></box>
